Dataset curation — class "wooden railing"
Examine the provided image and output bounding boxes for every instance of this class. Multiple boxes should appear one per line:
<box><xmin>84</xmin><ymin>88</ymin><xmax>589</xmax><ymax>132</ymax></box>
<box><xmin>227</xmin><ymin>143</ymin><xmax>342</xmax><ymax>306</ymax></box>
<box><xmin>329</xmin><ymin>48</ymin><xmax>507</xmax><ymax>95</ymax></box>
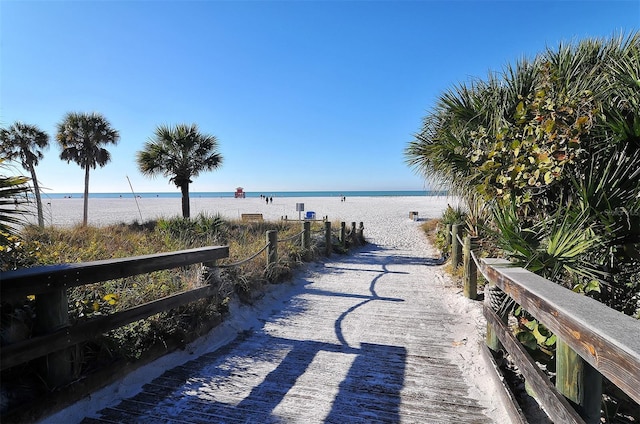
<box><xmin>0</xmin><ymin>246</ymin><xmax>229</xmax><ymax>383</ymax></box>
<box><xmin>447</xmin><ymin>224</ymin><xmax>640</xmax><ymax>424</ymax></box>
<box><xmin>0</xmin><ymin>220</ymin><xmax>365</xmax><ymax>391</ymax></box>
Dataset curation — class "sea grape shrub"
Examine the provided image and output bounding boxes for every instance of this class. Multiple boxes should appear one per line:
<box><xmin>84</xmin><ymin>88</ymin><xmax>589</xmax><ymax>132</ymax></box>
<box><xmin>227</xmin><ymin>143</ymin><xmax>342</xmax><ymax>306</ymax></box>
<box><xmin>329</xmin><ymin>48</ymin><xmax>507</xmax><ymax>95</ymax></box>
<box><xmin>468</xmin><ymin>62</ymin><xmax>596</xmax><ymax>209</ymax></box>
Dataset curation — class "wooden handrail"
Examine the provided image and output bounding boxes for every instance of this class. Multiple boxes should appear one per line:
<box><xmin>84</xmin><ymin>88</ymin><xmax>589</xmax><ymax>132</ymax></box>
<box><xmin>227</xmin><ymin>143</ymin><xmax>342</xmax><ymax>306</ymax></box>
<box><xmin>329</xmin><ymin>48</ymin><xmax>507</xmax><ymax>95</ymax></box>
<box><xmin>479</xmin><ymin>258</ymin><xmax>640</xmax><ymax>404</ymax></box>
<box><xmin>477</xmin><ymin>257</ymin><xmax>640</xmax><ymax>422</ymax></box>
<box><xmin>0</xmin><ymin>246</ymin><xmax>230</xmax><ymax>300</ymax></box>
<box><xmin>484</xmin><ymin>305</ymin><xmax>586</xmax><ymax>424</ymax></box>
<box><xmin>0</xmin><ymin>246</ymin><xmax>230</xmax><ymax>374</ymax></box>
<box><xmin>1</xmin><ymin>285</ymin><xmax>219</xmax><ymax>371</ymax></box>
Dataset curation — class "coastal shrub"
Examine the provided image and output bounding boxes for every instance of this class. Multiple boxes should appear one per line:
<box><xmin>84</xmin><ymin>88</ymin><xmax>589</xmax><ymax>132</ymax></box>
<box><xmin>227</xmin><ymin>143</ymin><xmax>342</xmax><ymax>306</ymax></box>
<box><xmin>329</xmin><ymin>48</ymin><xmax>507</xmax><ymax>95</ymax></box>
<box><xmin>406</xmin><ymin>33</ymin><xmax>640</xmax><ymax>317</ymax></box>
<box><xmin>0</xmin><ymin>232</ymin><xmax>38</xmax><ymax>271</ymax></box>
<box><xmin>156</xmin><ymin>213</ymin><xmax>226</xmax><ymax>248</ymax></box>
<box><xmin>441</xmin><ymin>204</ymin><xmax>466</xmax><ymax>225</ymax></box>
<box><xmin>425</xmin><ymin>205</ymin><xmax>467</xmax><ymax>255</ymax></box>
<box><xmin>18</xmin><ymin>224</ymin><xmax>168</xmax><ymax>265</ymax></box>
<box><xmin>421</xmin><ymin>219</ymin><xmax>446</xmax><ymax>253</ymax></box>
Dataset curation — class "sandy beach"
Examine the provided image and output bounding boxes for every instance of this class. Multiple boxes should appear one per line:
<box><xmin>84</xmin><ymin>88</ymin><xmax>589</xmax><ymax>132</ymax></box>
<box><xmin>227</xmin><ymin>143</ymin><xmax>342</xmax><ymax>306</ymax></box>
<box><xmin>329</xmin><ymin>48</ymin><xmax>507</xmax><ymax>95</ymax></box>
<box><xmin>29</xmin><ymin>195</ymin><xmax>457</xmax><ymax>248</ymax></box>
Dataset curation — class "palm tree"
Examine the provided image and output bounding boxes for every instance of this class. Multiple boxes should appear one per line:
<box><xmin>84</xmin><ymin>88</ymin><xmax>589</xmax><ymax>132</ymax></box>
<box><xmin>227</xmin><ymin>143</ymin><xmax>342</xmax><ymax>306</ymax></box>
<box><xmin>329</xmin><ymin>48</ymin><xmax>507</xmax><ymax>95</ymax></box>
<box><xmin>137</xmin><ymin>123</ymin><xmax>223</xmax><ymax>218</ymax></box>
<box><xmin>56</xmin><ymin>112</ymin><xmax>120</xmax><ymax>226</ymax></box>
<box><xmin>0</xmin><ymin>122</ymin><xmax>50</xmax><ymax>227</ymax></box>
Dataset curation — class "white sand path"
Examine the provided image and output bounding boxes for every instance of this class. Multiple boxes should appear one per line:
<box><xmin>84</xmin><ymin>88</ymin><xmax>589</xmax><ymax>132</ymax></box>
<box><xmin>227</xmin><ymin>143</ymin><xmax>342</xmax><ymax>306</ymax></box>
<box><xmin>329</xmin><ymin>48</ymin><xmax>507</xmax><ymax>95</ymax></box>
<box><xmin>41</xmin><ymin>196</ymin><xmax>512</xmax><ymax>423</ymax></box>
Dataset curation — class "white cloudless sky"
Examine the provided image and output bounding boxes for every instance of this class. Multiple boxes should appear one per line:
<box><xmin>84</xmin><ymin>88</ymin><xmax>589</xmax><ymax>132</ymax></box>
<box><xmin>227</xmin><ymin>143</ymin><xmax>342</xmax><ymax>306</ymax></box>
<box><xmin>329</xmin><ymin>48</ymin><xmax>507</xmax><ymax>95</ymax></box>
<box><xmin>1</xmin><ymin>0</ymin><xmax>638</xmax><ymax>194</ymax></box>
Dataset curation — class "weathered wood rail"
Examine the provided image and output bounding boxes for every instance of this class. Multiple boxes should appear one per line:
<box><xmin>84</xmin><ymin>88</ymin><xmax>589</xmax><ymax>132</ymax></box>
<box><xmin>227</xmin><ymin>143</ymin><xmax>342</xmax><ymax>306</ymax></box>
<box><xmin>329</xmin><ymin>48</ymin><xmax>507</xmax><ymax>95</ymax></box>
<box><xmin>447</xmin><ymin>224</ymin><xmax>640</xmax><ymax>424</ymax></box>
<box><xmin>0</xmin><ymin>246</ymin><xmax>230</xmax><ymax>377</ymax></box>
<box><xmin>0</xmin><ymin>220</ymin><xmax>364</xmax><ymax>392</ymax></box>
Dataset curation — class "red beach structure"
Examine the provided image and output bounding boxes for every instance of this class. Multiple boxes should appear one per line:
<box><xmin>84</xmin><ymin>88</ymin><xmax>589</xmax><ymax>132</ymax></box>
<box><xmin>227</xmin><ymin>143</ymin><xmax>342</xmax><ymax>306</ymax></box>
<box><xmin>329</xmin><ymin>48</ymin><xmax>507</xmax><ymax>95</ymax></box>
<box><xmin>234</xmin><ymin>187</ymin><xmax>246</xmax><ymax>198</ymax></box>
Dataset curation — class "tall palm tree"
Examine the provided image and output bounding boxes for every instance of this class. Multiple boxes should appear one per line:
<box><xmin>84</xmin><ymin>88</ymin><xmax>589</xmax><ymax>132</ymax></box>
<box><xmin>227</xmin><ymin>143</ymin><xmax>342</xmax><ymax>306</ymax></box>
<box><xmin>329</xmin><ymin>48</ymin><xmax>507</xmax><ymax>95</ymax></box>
<box><xmin>56</xmin><ymin>112</ymin><xmax>120</xmax><ymax>226</ymax></box>
<box><xmin>137</xmin><ymin>123</ymin><xmax>223</xmax><ymax>218</ymax></box>
<box><xmin>0</xmin><ymin>122</ymin><xmax>50</xmax><ymax>227</ymax></box>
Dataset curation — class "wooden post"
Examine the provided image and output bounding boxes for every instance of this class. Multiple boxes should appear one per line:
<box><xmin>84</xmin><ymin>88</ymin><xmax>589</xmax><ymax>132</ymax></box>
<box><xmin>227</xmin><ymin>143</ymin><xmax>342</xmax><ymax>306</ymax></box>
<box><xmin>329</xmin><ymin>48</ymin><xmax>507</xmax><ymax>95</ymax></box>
<box><xmin>556</xmin><ymin>339</ymin><xmax>603</xmax><ymax>423</ymax></box>
<box><xmin>36</xmin><ymin>290</ymin><xmax>73</xmax><ymax>388</ymax></box>
<box><xmin>486</xmin><ymin>320</ymin><xmax>502</xmax><ymax>352</ymax></box>
<box><xmin>302</xmin><ymin>221</ymin><xmax>311</xmax><ymax>250</ymax></box>
<box><xmin>451</xmin><ymin>224</ymin><xmax>462</xmax><ymax>268</ymax></box>
<box><xmin>350</xmin><ymin>222</ymin><xmax>356</xmax><ymax>242</ymax></box>
<box><xmin>339</xmin><ymin>222</ymin><xmax>346</xmax><ymax>246</ymax></box>
<box><xmin>324</xmin><ymin>221</ymin><xmax>331</xmax><ymax>256</ymax></box>
<box><xmin>463</xmin><ymin>236</ymin><xmax>478</xmax><ymax>299</ymax></box>
<box><xmin>445</xmin><ymin>223</ymin><xmax>452</xmax><ymax>248</ymax></box>
<box><xmin>266</xmin><ymin>230</ymin><xmax>278</xmax><ymax>267</ymax></box>
<box><xmin>357</xmin><ymin>222</ymin><xmax>365</xmax><ymax>244</ymax></box>
<box><xmin>485</xmin><ymin>285</ymin><xmax>508</xmax><ymax>352</ymax></box>
<box><xmin>203</xmin><ymin>259</ymin><xmax>219</xmax><ymax>285</ymax></box>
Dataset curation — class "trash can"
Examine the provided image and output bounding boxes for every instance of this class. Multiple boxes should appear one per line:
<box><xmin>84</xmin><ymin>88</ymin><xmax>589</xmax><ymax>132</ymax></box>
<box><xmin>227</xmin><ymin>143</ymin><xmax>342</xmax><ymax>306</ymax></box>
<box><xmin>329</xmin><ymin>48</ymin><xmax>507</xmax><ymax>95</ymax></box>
<box><xmin>409</xmin><ymin>211</ymin><xmax>419</xmax><ymax>221</ymax></box>
<box><xmin>306</xmin><ymin>211</ymin><xmax>316</xmax><ymax>220</ymax></box>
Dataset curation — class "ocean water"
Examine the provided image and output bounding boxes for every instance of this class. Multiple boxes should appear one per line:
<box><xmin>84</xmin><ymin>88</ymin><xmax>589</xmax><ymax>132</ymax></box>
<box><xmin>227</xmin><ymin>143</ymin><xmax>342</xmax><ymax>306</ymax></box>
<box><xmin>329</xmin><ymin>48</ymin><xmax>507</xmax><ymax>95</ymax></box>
<box><xmin>42</xmin><ymin>190</ymin><xmax>447</xmax><ymax>199</ymax></box>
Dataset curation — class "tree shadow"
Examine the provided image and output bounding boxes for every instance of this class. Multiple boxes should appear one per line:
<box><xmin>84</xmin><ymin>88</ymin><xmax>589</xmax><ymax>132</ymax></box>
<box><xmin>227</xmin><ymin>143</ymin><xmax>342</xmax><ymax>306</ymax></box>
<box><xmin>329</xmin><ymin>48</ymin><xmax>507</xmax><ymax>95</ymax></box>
<box><xmin>342</xmin><ymin>243</ymin><xmax>445</xmax><ymax>267</ymax></box>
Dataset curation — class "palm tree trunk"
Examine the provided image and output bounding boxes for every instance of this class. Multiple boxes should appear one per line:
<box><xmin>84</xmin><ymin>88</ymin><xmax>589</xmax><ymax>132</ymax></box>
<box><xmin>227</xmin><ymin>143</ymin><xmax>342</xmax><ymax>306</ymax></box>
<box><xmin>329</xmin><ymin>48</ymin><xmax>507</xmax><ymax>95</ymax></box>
<box><xmin>28</xmin><ymin>165</ymin><xmax>44</xmax><ymax>227</ymax></box>
<box><xmin>83</xmin><ymin>166</ymin><xmax>90</xmax><ymax>226</ymax></box>
<box><xmin>181</xmin><ymin>183</ymin><xmax>190</xmax><ymax>218</ymax></box>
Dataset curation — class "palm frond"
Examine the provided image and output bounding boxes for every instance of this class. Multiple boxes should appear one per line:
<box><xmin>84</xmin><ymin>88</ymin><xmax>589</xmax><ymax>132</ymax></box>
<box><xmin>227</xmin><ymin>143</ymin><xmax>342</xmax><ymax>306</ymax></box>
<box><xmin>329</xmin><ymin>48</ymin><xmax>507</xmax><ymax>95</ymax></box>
<box><xmin>0</xmin><ymin>173</ymin><xmax>30</xmax><ymax>244</ymax></box>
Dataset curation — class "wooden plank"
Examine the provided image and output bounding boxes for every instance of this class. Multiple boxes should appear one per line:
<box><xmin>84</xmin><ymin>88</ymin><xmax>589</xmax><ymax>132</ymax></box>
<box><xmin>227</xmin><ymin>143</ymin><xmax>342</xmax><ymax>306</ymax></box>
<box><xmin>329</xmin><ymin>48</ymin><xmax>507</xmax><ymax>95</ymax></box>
<box><xmin>484</xmin><ymin>305</ymin><xmax>586</xmax><ymax>424</ymax></box>
<box><xmin>480</xmin><ymin>344</ymin><xmax>528</xmax><ymax>424</ymax></box>
<box><xmin>1</xmin><ymin>285</ymin><xmax>218</xmax><ymax>371</ymax></box>
<box><xmin>479</xmin><ymin>258</ymin><xmax>640</xmax><ymax>405</ymax></box>
<box><xmin>35</xmin><ymin>288</ymin><xmax>73</xmax><ymax>387</ymax></box>
<box><xmin>556</xmin><ymin>339</ymin><xmax>603</xmax><ymax>422</ymax></box>
<box><xmin>0</xmin><ymin>246</ymin><xmax>229</xmax><ymax>299</ymax></box>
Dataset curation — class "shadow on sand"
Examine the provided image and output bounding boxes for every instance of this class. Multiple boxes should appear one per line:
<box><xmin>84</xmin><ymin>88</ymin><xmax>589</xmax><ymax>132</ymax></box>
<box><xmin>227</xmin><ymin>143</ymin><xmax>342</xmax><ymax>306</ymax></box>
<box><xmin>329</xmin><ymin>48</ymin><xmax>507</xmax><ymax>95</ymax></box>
<box><xmin>86</xmin><ymin>243</ymin><xmax>451</xmax><ymax>423</ymax></box>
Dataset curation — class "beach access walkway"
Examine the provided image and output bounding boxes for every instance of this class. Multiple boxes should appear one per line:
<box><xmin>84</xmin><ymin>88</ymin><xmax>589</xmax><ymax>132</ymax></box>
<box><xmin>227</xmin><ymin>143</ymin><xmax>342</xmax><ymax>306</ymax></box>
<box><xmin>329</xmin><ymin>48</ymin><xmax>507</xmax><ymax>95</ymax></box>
<box><xmin>73</xmin><ymin>220</ymin><xmax>508</xmax><ymax>423</ymax></box>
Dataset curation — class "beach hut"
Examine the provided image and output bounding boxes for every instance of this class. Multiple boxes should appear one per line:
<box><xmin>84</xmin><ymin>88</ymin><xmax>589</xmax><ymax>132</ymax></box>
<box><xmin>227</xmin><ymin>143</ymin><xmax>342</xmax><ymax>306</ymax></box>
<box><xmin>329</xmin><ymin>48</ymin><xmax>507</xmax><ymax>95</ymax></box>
<box><xmin>234</xmin><ymin>187</ymin><xmax>246</xmax><ymax>198</ymax></box>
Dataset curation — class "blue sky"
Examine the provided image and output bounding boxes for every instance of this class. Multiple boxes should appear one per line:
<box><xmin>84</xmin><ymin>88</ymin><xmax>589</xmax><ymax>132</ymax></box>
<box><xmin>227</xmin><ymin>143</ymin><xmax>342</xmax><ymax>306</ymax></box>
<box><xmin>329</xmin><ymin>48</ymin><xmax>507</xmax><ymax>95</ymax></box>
<box><xmin>1</xmin><ymin>0</ymin><xmax>638</xmax><ymax>194</ymax></box>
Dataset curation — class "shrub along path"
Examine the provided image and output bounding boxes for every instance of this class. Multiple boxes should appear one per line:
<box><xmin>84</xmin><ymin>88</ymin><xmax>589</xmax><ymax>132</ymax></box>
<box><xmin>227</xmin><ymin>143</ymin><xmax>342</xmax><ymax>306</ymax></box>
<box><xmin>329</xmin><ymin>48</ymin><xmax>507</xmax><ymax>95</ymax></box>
<box><xmin>76</xmin><ymin>220</ymin><xmax>507</xmax><ymax>423</ymax></box>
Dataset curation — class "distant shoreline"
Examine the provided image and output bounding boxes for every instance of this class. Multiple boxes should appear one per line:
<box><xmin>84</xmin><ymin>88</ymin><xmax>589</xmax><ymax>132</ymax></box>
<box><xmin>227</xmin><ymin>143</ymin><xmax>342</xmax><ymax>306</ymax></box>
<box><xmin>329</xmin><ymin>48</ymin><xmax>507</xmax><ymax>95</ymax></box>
<box><xmin>36</xmin><ymin>190</ymin><xmax>448</xmax><ymax>200</ymax></box>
